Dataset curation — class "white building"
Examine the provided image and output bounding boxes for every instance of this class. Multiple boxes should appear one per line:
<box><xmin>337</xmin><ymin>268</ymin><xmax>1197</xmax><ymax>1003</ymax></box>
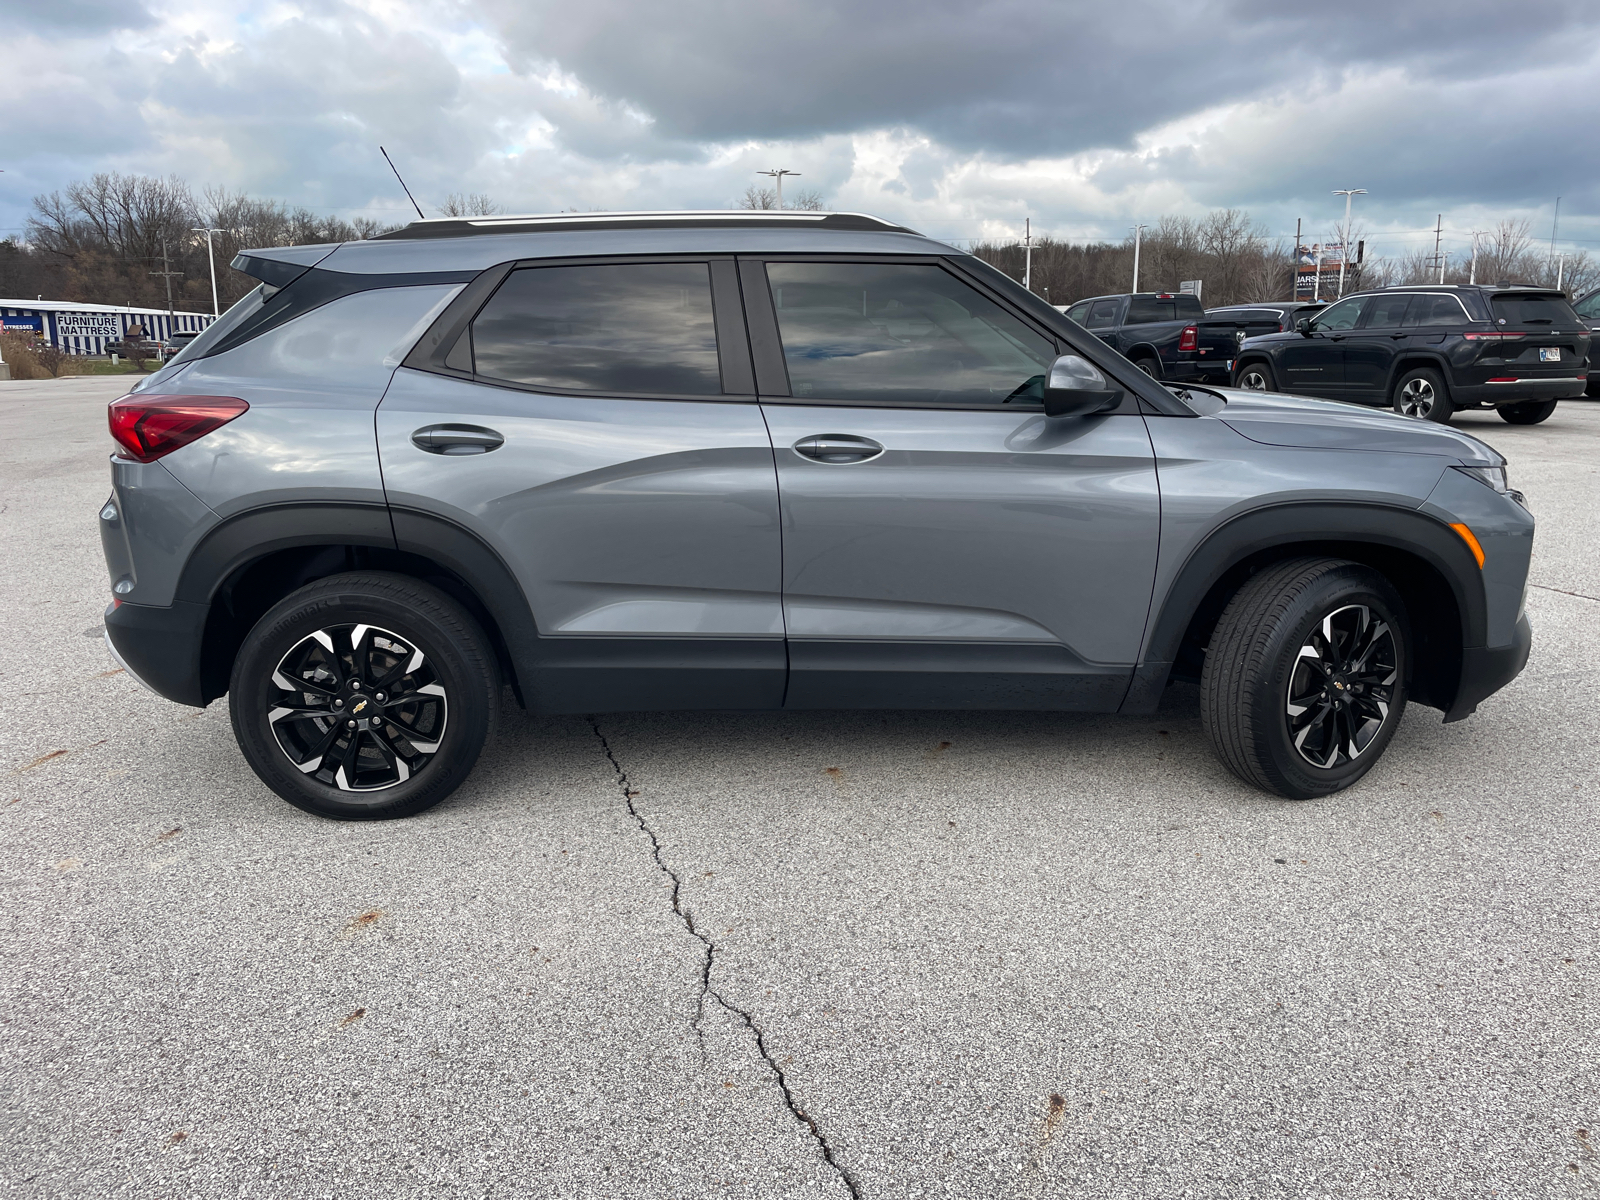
<box><xmin>0</xmin><ymin>298</ymin><xmax>215</xmax><ymax>354</ymax></box>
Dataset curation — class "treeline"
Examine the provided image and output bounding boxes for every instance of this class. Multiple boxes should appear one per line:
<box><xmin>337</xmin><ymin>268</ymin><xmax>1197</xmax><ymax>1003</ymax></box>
<box><xmin>970</xmin><ymin>211</ymin><xmax>1291</xmax><ymax>309</ymax></box>
<box><xmin>0</xmin><ymin>173</ymin><xmax>407</xmax><ymax>311</ymax></box>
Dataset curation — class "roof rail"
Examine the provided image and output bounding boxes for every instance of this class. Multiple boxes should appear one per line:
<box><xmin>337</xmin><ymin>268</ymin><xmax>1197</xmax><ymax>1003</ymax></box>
<box><xmin>370</xmin><ymin>209</ymin><xmax>920</xmax><ymax>241</ymax></box>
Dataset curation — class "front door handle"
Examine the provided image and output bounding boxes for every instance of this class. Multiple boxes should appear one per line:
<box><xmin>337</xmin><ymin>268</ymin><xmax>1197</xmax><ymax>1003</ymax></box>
<box><xmin>1390</xmin><ymin>333</ymin><xmax>1408</xmax><ymax>340</ymax></box>
<box><xmin>792</xmin><ymin>434</ymin><xmax>885</xmax><ymax>464</ymax></box>
<box><xmin>412</xmin><ymin>424</ymin><xmax>505</xmax><ymax>455</ymax></box>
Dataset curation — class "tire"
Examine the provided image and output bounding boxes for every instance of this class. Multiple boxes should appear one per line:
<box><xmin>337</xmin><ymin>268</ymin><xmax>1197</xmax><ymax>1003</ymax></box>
<box><xmin>1391</xmin><ymin>367</ymin><xmax>1454</xmax><ymax>422</ymax></box>
<box><xmin>1132</xmin><ymin>355</ymin><xmax>1162</xmax><ymax>380</ymax></box>
<box><xmin>1201</xmin><ymin>558</ymin><xmax>1409</xmax><ymax>800</ymax></box>
<box><xmin>1497</xmin><ymin>399</ymin><xmax>1558</xmax><ymax>424</ymax></box>
<box><xmin>229</xmin><ymin>572</ymin><xmax>498</xmax><ymax>820</ymax></box>
<box><xmin>1234</xmin><ymin>361</ymin><xmax>1276</xmax><ymax>391</ymax></box>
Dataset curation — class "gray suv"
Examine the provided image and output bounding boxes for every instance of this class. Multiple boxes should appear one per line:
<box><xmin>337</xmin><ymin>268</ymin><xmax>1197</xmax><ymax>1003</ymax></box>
<box><xmin>99</xmin><ymin>211</ymin><xmax>1534</xmax><ymax>819</ymax></box>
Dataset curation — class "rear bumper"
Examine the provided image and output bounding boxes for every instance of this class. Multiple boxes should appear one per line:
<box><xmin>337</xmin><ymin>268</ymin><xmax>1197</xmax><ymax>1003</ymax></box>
<box><xmin>1444</xmin><ymin>613</ymin><xmax>1532</xmax><ymax>723</ymax></box>
<box><xmin>104</xmin><ymin>599</ymin><xmax>211</xmax><ymax>707</ymax></box>
<box><xmin>1454</xmin><ymin>377</ymin><xmax>1588</xmax><ymax>406</ymax></box>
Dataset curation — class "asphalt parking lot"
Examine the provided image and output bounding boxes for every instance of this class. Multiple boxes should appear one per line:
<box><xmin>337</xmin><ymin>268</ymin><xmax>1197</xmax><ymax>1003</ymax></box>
<box><xmin>2</xmin><ymin>375</ymin><xmax>1596</xmax><ymax>1199</ymax></box>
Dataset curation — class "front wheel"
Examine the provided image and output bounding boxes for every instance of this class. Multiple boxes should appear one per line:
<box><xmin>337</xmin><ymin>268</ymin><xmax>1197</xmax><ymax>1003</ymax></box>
<box><xmin>1392</xmin><ymin>367</ymin><xmax>1454</xmax><ymax>422</ymax></box>
<box><xmin>229</xmin><ymin>572</ymin><xmax>498</xmax><ymax>820</ymax></box>
<box><xmin>1201</xmin><ymin>558</ymin><xmax>1409</xmax><ymax>800</ymax></box>
<box><xmin>1497</xmin><ymin>399</ymin><xmax>1558</xmax><ymax>424</ymax></box>
<box><xmin>1234</xmin><ymin>361</ymin><xmax>1276</xmax><ymax>391</ymax></box>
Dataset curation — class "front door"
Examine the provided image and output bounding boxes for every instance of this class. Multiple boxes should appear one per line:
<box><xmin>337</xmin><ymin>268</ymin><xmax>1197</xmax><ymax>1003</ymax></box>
<box><xmin>1341</xmin><ymin>291</ymin><xmax>1414</xmax><ymax>403</ymax></box>
<box><xmin>378</xmin><ymin>257</ymin><xmax>785</xmax><ymax>712</ymax></box>
<box><xmin>744</xmin><ymin>258</ymin><xmax>1161</xmax><ymax>711</ymax></box>
<box><xmin>1280</xmin><ymin>295</ymin><xmax>1368</xmax><ymax>397</ymax></box>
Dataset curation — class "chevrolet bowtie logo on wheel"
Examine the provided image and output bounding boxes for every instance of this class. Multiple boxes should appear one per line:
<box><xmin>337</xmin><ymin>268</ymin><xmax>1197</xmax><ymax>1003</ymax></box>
<box><xmin>353</xmin><ymin>700</ymin><xmax>369</xmax><ymax>714</ymax></box>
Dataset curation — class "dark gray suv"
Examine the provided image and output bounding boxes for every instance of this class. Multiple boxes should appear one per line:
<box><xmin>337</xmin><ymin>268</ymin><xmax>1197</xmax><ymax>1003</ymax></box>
<box><xmin>99</xmin><ymin>211</ymin><xmax>1534</xmax><ymax>819</ymax></box>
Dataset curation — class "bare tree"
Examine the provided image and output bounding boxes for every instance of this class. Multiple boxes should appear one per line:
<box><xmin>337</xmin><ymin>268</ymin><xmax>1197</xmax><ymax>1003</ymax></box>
<box><xmin>439</xmin><ymin>193</ymin><xmax>502</xmax><ymax>217</ymax></box>
<box><xmin>738</xmin><ymin>185</ymin><xmax>778</xmax><ymax>210</ymax></box>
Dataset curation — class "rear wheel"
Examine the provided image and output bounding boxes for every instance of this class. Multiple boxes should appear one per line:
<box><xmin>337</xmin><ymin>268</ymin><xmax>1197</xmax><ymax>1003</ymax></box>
<box><xmin>1202</xmin><ymin>558</ymin><xmax>1409</xmax><ymax>800</ymax></box>
<box><xmin>1235</xmin><ymin>361</ymin><xmax>1276</xmax><ymax>391</ymax></box>
<box><xmin>1132</xmin><ymin>354</ymin><xmax>1161</xmax><ymax>379</ymax></box>
<box><xmin>229</xmin><ymin>572</ymin><xmax>497</xmax><ymax>820</ymax></box>
<box><xmin>1497</xmin><ymin>399</ymin><xmax>1558</xmax><ymax>424</ymax></box>
<box><xmin>1392</xmin><ymin>367</ymin><xmax>1454</xmax><ymax>422</ymax></box>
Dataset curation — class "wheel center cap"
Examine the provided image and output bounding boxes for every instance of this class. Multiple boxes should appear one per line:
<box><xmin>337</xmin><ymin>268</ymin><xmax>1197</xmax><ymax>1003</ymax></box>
<box><xmin>349</xmin><ymin>696</ymin><xmax>375</xmax><ymax>716</ymax></box>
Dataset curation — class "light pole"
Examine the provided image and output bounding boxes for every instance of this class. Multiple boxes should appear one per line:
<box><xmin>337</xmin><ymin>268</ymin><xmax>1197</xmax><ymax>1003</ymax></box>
<box><xmin>1130</xmin><ymin>224</ymin><xmax>1147</xmax><ymax>293</ymax></box>
<box><xmin>1332</xmin><ymin>188</ymin><xmax>1366</xmax><ymax>298</ymax></box>
<box><xmin>1023</xmin><ymin>217</ymin><xmax>1032</xmax><ymax>292</ymax></box>
<box><xmin>192</xmin><ymin>226</ymin><xmax>223</xmax><ymax>317</ymax></box>
<box><xmin>757</xmin><ymin>168</ymin><xmax>801</xmax><ymax>210</ymax></box>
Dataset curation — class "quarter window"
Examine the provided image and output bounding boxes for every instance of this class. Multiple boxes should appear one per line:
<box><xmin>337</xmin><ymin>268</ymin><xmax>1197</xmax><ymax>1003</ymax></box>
<box><xmin>471</xmin><ymin>262</ymin><xmax>722</xmax><ymax>394</ymax></box>
<box><xmin>765</xmin><ymin>262</ymin><xmax>1056</xmax><ymax>406</ymax></box>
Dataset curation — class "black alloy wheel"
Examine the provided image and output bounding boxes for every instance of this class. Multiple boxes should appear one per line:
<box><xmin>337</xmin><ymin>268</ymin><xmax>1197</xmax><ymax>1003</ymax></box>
<box><xmin>230</xmin><ymin>573</ymin><xmax>497</xmax><ymax>820</ymax></box>
<box><xmin>1283</xmin><ymin>604</ymin><xmax>1399</xmax><ymax>769</ymax></box>
<box><xmin>1202</xmin><ymin>557</ymin><xmax>1410</xmax><ymax>800</ymax></box>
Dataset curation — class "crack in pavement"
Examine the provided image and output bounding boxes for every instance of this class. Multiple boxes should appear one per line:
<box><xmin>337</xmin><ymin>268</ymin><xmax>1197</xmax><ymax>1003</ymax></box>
<box><xmin>588</xmin><ymin>717</ymin><xmax>862</xmax><ymax>1199</ymax></box>
<box><xmin>1530</xmin><ymin>582</ymin><xmax>1600</xmax><ymax>604</ymax></box>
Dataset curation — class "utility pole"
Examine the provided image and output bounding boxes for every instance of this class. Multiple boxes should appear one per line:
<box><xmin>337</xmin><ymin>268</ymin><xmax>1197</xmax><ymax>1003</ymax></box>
<box><xmin>148</xmin><ymin>237</ymin><xmax>183</xmax><ymax>337</ymax></box>
<box><xmin>1130</xmin><ymin>224</ymin><xmax>1146</xmax><ymax>293</ymax></box>
<box><xmin>192</xmin><ymin>226</ymin><xmax>223</xmax><ymax>317</ymax></box>
<box><xmin>1432</xmin><ymin>214</ymin><xmax>1445</xmax><ymax>284</ymax></box>
<box><xmin>1550</xmin><ymin>196</ymin><xmax>1561</xmax><ymax>260</ymax></box>
<box><xmin>756</xmin><ymin>168</ymin><xmax>801</xmax><ymax>210</ymax></box>
<box><xmin>1023</xmin><ymin>217</ymin><xmax>1033</xmax><ymax>292</ymax></box>
<box><xmin>1332</xmin><ymin>188</ymin><xmax>1366</xmax><ymax>299</ymax></box>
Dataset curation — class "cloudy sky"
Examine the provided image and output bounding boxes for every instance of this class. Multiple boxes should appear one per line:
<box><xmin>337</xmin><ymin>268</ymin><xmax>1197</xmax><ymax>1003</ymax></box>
<box><xmin>3</xmin><ymin>0</ymin><xmax>1598</xmax><ymax>264</ymax></box>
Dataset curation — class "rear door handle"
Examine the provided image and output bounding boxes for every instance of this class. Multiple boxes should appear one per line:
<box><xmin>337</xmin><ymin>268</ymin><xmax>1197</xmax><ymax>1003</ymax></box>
<box><xmin>792</xmin><ymin>434</ymin><xmax>885</xmax><ymax>464</ymax></box>
<box><xmin>412</xmin><ymin>424</ymin><xmax>505</xmax><ymax>455</ymax></box>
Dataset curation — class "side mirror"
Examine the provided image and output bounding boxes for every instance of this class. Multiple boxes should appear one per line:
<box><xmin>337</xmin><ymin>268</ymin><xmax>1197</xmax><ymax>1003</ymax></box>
<box><xmin>1042</xmin><ymin>354</ymin><xmax>1124</xmax><ymax>417</ymax></box>
<box><xmin>1296</xmin><ymin>318</ymin><xmax>1313</xmax><ymax>335</ymax></box>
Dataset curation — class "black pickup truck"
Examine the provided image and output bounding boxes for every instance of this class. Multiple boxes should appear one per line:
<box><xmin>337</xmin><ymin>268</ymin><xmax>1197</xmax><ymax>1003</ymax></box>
<box><xmin>1060</xmin><ymin>292</ymin><xmax>1243</xmax><ymax>383</ymax></box>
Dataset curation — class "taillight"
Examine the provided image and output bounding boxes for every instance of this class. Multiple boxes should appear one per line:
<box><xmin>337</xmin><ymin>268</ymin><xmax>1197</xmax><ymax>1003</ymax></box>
<box><xmin>1462</xmin><ymin>332</ymin><xmax>1525</xmax><ymax>341</ymax></box>
<box><xmin>108</xmin><ymin>395</ymin><xmax>248</xmax><ymax>463</ymax></box>
<box><xmin>1178</xmin><ymin>324</ymin><xmax>1198</xmax><ymax>351</ymax></box>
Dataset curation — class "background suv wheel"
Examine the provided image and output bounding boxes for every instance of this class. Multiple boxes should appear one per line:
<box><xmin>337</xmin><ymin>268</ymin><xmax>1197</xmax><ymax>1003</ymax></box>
<box><xmin>1497</xmin><ymin>399</ymin><xmax>1558</xmax><ymax>425</ymax></box>
<box><xmin>1391</xmin><ymin>367</ymin><xmax>1454</xmax><ymax>423</ymax></box>
<box><xmin>229</xmin><ymin>572</ymin><xmax>498</xmax><ymax>820</ymax></box>
<box><xmin>1235</xmin><ymin>362</ymin><xmax>1276</xmax><ymax>391</ymax></box>
<box><xmin>1201</xmin><ymin>558</ymin><xmax>1409</xmax><ymax>800</ymax></box>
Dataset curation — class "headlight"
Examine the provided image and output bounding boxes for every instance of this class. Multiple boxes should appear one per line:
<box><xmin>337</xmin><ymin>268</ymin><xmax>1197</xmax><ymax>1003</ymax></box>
<box><xmin>1451</xmin><ymin>464</ymin><xmax>1527</xmax><ymax>510</ymax></box>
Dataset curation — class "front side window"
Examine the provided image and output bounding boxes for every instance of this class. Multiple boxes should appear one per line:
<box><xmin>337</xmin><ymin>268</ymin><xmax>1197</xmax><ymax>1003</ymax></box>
<box><xmin>1573</xmin><ymin>292</ymin><xmax>1600</xmax><ymax>320</ymax></box>
<box><xmin>471</xmin><ymin>262</ymin><xmax>721</xmax><ymax>394</ymax></box>
<box><xmin>766</xmin><ymin>262</ymin><xmax>1056</xmax><ymax>406</ymax></box>
<box><xmin>1065</xmin><ymin>302</ymin><xmax>1091</xmax><ymax>324</ymax></box>
<box><xmin>1403</xmin><ymin>294</ymin><xmax>1469</xmax><ymax>327</ymax></box>
<box><xmin>1310</xmin><ymin>297</ymin><xmax>1369</xmax><ymax>332</ymax></box>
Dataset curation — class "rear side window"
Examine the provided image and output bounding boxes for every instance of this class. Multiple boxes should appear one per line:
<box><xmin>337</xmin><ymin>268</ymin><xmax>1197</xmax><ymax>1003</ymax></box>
<box><xmin>1086</xmin><ymin>300</ymin><xmax>1120</xmax><ymax>328</ymax></box>
<box><xmin>471</xmin><ymin>262</ymin><xmax>721</xmax><ymax>394</ymax></box>
<box><xmin>1126</xmin><ymin>298</ymin><xmax>1176</xmax><ymax>324</ymax></box>
<box><xmin>765</xmin><ymin>261</ymin><xmax>1056</xmax><ymax>406</ymax></box>
<box><xmin>1403</xmin><ymin>294</ymin><xmax>1469</xmax><ymax>327</ymax></box>
<box><xmin>1490</xmin><ymin>293</ymin><xmax>1581</xmax><ymax>326</ymax></box>
<box><xmin>1362</xmin><ymin>293</ymin><xmax>1414</xmax><ymax>327</ymax></box>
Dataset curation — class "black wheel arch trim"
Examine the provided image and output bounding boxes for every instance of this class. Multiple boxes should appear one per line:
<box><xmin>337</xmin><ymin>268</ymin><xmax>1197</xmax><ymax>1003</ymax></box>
<box><xmin>1124</xmin><ymin>501</ymin><xmax>1487</xmax><ymax>713</ymax></box>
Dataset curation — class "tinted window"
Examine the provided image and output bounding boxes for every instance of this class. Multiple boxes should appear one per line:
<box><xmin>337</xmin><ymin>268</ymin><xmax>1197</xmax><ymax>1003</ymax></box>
<box><xmin>1086</xmin><ymin>300</ymin><xmax>1120</xmax><ymax>328</ymax></box>
<box><xmin>1126</xmin><ymin>298</ymin><xmax>1176</xmax><ymax>324</ymax></box>
<box><xmin>1310</xmin><ymin>297</ymin><xmax>1368</xmax><ymax>331</ymax></box>
<box><xmin>1175</xmin><ymin>294</ymin><xmax>1204</xmax><ymax>318</ymax></box>
<box><xmin>1065</xmin><ymin>302</ymin><xmax>1091</xmax><ymax>324</ymax></box>
<box><xmin>1402</xmin><ymin>294</ymin><xmax>1469</xmax><ymax>327</ymax></box>
<box><xmin>1491</xmin><ymin>293</ymin><xmax>1581</xmax><ymax>326</ymax></box>
<box><xmin>766</xmin><ymin>262</ymin><xmax>1056</xmax><ymax>406</ymax></box>
<box><xmin>1573</xmin><ymin>291</ymin><xmax>1600</xmax><ymax>320</ymax></box>
<box><xmin>472</xmin><ymin>262</ymin><xmax>721</xmax><ymax>394</ymax></box>
<box><xmin>1363</xmin><ymin>293</ymin><xmax>1414</xmax><ymax>327</ymax></box>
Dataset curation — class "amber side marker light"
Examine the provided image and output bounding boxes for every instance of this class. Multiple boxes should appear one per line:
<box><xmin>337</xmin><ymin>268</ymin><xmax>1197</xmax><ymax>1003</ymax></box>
<box><xmin>1450</xmin><ymin>522</ymin><xmax>1486</xmax><ymax>569</ymax></box>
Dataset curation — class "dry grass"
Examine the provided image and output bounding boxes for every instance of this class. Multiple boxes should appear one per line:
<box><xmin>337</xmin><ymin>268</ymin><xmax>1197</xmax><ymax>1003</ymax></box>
<box><xmin>0</xmin><ymin>334</ymin><xmax>146</xmax><ymax>379</ymax></box>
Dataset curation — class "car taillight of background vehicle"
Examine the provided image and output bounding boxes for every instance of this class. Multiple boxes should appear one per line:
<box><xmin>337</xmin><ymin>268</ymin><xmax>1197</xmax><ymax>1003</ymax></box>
<box><xmin>1178</xmin><ymin>325</ymin><xmax>1198</xmax><ymax>352</ymax></box>
<box><xmin>108</xmin><ymin>395</ymin><xmax>249</xmax><ymax>463</ymax></box>
<box><xmin>1462</xmin><ymin>332</ymin><xmax>1526</xmax><ymax>341</ymax></box>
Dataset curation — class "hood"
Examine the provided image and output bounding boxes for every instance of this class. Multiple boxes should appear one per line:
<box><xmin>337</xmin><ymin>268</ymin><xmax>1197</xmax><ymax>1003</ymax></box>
<box><xmin>1204</xmin><ymin>388</ymin><xmax>1501</xmax><ymax>464</ymax></box>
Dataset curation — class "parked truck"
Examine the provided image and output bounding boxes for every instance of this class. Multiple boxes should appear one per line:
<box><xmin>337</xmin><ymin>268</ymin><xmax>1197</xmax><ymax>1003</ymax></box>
<box><xmin>1060</xmin><ymin>292</ymin><xmax>1244</xmax><ymax>384</ymax></box>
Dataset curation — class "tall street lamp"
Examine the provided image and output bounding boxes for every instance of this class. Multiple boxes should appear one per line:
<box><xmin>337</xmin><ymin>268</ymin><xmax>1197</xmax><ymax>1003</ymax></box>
<box><xmin>757</xmin><ymin>168</ymin><xmax>801</xmax><ymax>210</ymax></box>
<box><xmin>192</xmin><ymin>226</ymin><xmax>224</xmax><ymax>317</ymax></box>
<box><xmin>1332</xmin><ymin>189</ymin><xmax>1366</xmax><ymax>298</ymax></box>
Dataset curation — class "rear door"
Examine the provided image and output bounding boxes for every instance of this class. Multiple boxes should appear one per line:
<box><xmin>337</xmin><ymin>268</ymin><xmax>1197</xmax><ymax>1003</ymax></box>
<box><xmin>1341</xmin><ymin>291</ymin><xmax>1415</xmax><ymax>402</ymax></box>
<box><xmin>378</xmin><ymin>256</ymin><xmax>785</xmax><ymax>712</ymax></box>
<box><xmin>1280</xmin><ymin>295</ymin><xmax>1367</xmax><ymax>397</ymax></box>
<box><xmin>745</xmin><ymin>257</ymin><xmax>1160</xmax><ymax>711</ymax></box>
